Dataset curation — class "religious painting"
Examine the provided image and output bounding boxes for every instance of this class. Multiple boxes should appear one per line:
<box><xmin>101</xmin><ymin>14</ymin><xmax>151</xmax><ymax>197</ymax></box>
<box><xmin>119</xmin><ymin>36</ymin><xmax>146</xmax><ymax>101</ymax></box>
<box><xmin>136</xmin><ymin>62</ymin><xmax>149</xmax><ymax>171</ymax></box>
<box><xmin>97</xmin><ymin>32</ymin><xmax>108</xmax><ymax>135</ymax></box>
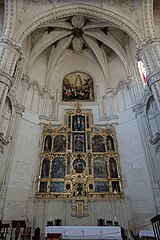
<box><xmin>62</xmin><ymin>72</ymin><xmax>94</xmax><ymax>101</ymax></box>
<box><xmin>73</xmin><ymin>158</ymin><xmax>86</xmax><ymax>173</ymax></box>
<box><xmin>106</xmin><ymin>135</ymin><xmax>114</xmax><ymax>151</ymax></box>
<box><xmin>51</xmin><ymin>157</ymin><xmax>65</xmax><ymax>178</ymax></box>
<box><xmin>39</xmin><ymin>182</ymin><xmax>47</xmax><ymax>193</ymax></box>
<box><xmin>92</xmin><ymin>135</ymin><xmax>105</xmax><ymax>152</ymax></box>
<box><xmin>73</xmin><ymin>133</ymin><xmax>86</xmax><ymax>152</ymax></box>
<box><xmin>50</xmin><ymin>182</ymin><xmax>64</xmax><ymax>192</ymax></box>
<box><xmin>94</xmin><ymin>157</ymin><xmax>108</xmax><ymax>178</ymax></box>
<box><xmin>41</xmin><ymin>158</ymin><xmax>50</xmax><ymax>178</ymax></box>
<box><xmin>72</xmin><ymin>115</ymin><xmax>85</xmax><ymax>131</ymax></box>
<box><xmin>109</xmin><ymin>157</ymin><xmax>118</xmax><ymax>178</ymax></box>
<box><xmin>53</xmin><ymin>135</ymin><xmax>66</xmax><ymax>152</ymax></box>
<box><xmin>44</xmin><ymin>135</ymin><xmax>52</xmax><ymax>152</ymax></box>
<box><xmin>95</xmin><ymin>181</ymin><xmax>109</xmax><ymax>192</ymax></box>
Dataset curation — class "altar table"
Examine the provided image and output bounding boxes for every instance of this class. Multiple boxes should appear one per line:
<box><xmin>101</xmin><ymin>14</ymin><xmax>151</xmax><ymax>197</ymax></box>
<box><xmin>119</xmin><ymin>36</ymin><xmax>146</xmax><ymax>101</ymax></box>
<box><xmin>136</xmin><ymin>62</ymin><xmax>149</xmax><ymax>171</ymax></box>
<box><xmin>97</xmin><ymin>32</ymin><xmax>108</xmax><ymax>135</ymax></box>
<box><xmin>45</xmin><ymin>226</ymin><xmax>122</xmax><ymax>239</ymax></box>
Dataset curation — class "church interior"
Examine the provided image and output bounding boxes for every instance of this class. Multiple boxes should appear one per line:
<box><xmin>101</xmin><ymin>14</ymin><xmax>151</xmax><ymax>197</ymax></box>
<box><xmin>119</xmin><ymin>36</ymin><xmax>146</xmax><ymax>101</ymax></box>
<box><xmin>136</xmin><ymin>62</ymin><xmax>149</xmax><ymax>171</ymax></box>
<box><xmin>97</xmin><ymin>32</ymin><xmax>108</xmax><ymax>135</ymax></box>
<box><xmin>0</xmin><ymin>0</ymin><xmax>160</xmax><ymax>239</ymax></box>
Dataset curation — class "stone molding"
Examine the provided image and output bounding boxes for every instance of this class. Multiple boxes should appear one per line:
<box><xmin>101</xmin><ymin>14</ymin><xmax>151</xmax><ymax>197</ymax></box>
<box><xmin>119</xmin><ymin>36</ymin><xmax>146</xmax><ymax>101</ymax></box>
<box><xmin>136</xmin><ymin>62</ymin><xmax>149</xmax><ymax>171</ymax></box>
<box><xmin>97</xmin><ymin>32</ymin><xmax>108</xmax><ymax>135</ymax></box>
<box><xmin>143</xmin><ymin>0</ymin><xmax>156</xmax><ymax>38</ymax></box>
<box><xmin>0</xmin><ymin>70</ymin><xmax>13</xmax><ymax>88</ymax></box>
<box><xmin>13</xmin><ymin>5</ymin><xmax>142</xmax><ymax>44</ymax></box>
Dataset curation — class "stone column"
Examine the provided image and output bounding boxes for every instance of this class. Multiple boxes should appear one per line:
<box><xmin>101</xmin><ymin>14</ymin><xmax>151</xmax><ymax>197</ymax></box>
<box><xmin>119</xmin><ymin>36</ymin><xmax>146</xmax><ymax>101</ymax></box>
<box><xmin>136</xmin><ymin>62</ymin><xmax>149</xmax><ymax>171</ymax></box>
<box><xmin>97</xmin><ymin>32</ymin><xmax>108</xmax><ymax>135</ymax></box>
<box><xmin>0</xmin><ymin>104</ymin><xmax>24</xmax><ymax>216</ymax></box>
<box><xmin>137</xmin><ymin>38</ymin><xmax>160</xmax><ymax>113</ymax></box>
<box><xmin>0</xmin><ymin>37</ymin><xmax>22</xmax><ymax>116</ymax></box>
<box><xmin>133</xmin><ymin>103</ymin><xmax>160</xmax><ymax>213</ymax></box>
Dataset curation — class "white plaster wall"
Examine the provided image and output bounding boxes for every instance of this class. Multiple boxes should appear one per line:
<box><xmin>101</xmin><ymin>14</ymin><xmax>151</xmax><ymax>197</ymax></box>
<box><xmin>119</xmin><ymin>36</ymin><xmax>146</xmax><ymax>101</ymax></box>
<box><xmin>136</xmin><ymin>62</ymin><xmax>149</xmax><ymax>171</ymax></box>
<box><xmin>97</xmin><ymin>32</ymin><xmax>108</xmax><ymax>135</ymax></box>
<box><xmin>116</xmin><ymin>111</ymin><xmax>156</xmax><ymax>227</ymax></box>
<box><xmin>3</xmin><ymin>117</ymin><xmax>40</xmax><ymax>220</ymax></box>
<box><xmin>153</xmin><ymin>0</ymin><xmax>160</xmax><ymax>38</ymax></box>
<box><xmin>108</xmin><ymin>53</ymin><xmax>127</xmax><ymax>89</ymax></box>
<box><xmin>30</xmin><ymin>51</ymin><xmax>48</xmax><ymax>88</ymax></box>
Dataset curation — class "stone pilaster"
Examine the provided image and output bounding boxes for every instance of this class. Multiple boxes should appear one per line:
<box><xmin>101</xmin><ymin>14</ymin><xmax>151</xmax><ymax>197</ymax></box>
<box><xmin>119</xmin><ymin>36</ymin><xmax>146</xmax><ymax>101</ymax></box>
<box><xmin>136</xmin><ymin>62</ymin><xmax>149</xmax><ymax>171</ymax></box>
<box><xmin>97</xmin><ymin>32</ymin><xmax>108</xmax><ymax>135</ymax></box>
<box><xmin>133</xmin><ymin>103</ymin><xmax>160</xmax><ymax>213</ymax></box>
<box><xmin>0</xmin><ymin>104</ymin><xmax>24</xmax><ymax>215</ymax></box>
<box><xmin>137</xmin><ymin>37</ymin><xmax>160</xmax><ymax>113</ymax></box>
<box><xmin>0</xmin><ymin>37</ymin><xmax>22</xmax><ymax>116</ymax></box>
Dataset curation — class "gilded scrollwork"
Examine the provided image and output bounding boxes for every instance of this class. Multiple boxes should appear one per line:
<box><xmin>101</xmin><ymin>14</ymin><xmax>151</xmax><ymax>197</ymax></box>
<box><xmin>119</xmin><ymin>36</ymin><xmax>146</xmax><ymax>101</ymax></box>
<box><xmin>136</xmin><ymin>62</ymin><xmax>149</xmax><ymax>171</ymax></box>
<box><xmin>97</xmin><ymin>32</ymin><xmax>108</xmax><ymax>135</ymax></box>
<box><xmin>37</xmin><ymin>109</ymin><xmax>122</xmax><ymax>199</ymax></box>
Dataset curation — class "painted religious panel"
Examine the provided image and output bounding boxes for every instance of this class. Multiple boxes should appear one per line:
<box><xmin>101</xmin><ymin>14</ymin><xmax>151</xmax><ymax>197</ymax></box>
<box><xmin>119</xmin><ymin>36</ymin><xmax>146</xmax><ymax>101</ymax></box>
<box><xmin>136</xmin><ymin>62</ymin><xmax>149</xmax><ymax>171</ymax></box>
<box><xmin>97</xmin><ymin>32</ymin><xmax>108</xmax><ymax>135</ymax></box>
<box><xmin>109</xmin><ymin>157</ymin><xmax>118</xmax><ymax>178</ymax></box>
<box><xmin>94</xmin><ymin>157</ymin><xmax>108</xmax><ymax>178</ymax></box>
<box><xmin>51</xmin><ymin>157</ymin><xmax>65</xmax><ymax>178</ymax></box>
<box><xmin>92</xmin><ymin>135</ymin><xmax>105</xmax><ymax>152</ymax></box>
<box><xmin>44</xmin><ymin>135</ymin><xmax>52</xmax><ymax>152</ymax></box>
<box><xmin>53</xmin><ymin>135</ymin><xmax>66</xmax><ymax>152</ymax></box>
<box><xmin>106</xmin><ymin>136</ymin><xmax>115</xmax><ymax>151</ymax></box>
<box><xmin>112</xmin><ymin>181</ymin><xmax>120</xmax><ymax>193</ymax></box>
<box><xmin>95</xmin><ymin>181</ymin><xmax>109</xmax><ymax>192</ymax></box>
<box><xmin>50</xmin><ymin>182</ymin><xmax>64</xmax><ymax>192</ymax></box>
<box><xmin>63</xmin><ymin>72</ymin><xmax>94</xmax><ymax>101</ymax></box>
<box><xmin>39</xmin><ymin>182</ymin><xmax>47</xmax><ymax>193</ymax></box>
<box><xmin>41</xmin><ymin>158</ymin><xmax>50</xmax><ymax>178</ymax></box>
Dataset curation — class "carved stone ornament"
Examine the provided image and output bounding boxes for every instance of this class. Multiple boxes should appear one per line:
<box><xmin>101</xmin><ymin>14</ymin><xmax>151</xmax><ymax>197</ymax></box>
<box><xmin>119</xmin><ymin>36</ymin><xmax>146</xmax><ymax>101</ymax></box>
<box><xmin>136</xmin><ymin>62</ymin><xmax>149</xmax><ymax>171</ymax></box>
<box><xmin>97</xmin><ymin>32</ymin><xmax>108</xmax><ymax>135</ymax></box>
<box><xmin>149</xmin><ymin>132</ymin><xmax>160</xmax><ymax>145</ymax></box>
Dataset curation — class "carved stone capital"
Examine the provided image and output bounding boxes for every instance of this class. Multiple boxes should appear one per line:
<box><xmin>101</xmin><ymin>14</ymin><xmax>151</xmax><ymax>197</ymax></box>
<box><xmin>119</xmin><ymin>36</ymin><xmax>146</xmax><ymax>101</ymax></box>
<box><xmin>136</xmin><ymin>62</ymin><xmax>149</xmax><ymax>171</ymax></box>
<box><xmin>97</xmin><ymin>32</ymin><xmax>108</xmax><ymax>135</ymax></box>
<box><xmin>0</xmin><ymin>69</ymin><xmax>13</xmax><ymax>88</ymax></box>
<box><xmin>21</xmin><ymin>74</ymin><xmax>30</xmax><ymax>89</ymax></box>
<box><xmin>132</xmin><ymin>103</ymin><xmax>144</xmax><ymax>116</ymax></box>
<box><xmin>14</xmin><ymin>104</ymin><xmax>25</xmax><ymax>116</ymax></box>
<box><xmin>147</xmin><ymin>69</ymin><xmax>160</xmax><ymax>87</ymax></box>
<box><xmin>0</xmin><ymin>133</ymin><xmax>9</xmax><ymax>145</ymax></box>
<box><xmin>0</xmin><ymin>37</ymin><xmax>23</xmax><ymax>58</ymax></box>
<box><xmin>136</xmin><ymin>36</ymin><xmax>160</xmax><ymax>54</ymax></box>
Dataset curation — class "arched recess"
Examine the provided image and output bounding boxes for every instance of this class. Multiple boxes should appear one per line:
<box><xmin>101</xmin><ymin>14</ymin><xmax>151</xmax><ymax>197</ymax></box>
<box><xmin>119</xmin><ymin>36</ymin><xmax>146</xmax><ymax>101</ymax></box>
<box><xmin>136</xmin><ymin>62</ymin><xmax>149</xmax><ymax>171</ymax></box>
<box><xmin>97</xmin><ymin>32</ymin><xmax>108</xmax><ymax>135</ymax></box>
<box><xmin>13</xmin><ymin>4</ymin><xmax>142</xmax><ymax>45</ymax></box>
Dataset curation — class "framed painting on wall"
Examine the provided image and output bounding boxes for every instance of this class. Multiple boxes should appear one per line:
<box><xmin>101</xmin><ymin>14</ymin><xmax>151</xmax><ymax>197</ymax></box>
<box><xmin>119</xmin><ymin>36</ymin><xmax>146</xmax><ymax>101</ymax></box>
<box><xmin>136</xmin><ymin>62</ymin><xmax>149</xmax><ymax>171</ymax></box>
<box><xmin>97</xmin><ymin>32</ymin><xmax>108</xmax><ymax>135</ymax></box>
<box><xmin>62</xmin><ymin>72</ymin><xmax>94</xmax><ymax>101</ymax></box>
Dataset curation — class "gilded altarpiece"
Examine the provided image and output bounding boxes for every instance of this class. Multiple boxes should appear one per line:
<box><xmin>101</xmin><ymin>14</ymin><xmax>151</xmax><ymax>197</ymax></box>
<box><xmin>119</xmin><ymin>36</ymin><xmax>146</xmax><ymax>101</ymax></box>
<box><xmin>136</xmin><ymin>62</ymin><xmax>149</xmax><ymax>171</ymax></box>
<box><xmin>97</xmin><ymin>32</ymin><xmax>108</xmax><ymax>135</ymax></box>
<box><xmin>37</xmin><ymin>109</ymin><xmax>122</xmax><ymax>201</ymax></box>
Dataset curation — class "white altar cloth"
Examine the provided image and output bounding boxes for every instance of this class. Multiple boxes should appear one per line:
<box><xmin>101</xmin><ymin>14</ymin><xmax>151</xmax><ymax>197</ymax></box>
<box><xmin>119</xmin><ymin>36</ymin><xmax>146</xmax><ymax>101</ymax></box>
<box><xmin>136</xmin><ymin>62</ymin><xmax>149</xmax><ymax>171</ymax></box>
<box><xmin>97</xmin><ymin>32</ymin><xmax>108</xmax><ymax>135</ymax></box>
<box><xmin>45</xmin><ymin>226</ymin><xmax>122</xmax><ymax>239</ymax></box>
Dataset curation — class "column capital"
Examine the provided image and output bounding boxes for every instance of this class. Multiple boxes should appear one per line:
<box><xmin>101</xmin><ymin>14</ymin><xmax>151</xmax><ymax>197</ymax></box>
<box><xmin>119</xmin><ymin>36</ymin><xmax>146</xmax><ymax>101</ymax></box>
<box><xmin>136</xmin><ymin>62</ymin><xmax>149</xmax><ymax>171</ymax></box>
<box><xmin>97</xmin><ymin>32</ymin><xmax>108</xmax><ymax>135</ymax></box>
<box><xmin>136</xmin><ymin>36</ymin><xmax>160</xmax><ymax>55</ymax></box>
<box><xmin>147</xmin><ymin>69</ymin><xmax>160</xmax><ymax>87</ymax></box>
<box><xmin>14</xmin><ymin>104</ymin><xmax>25</xmax><ymax>116</ymax></box>
<box><xmin>0</xmin><ymin>69</ymin><xmax>13</xmax><ymax>88</ymax></box>
<box><xmin>132</xmin><ymin>103</ymin><xmax>144</xmax><ymax>116</ymax></box>
<box><xmin>0</xmin><ymin>36</ymin><xmax>22</xmax><ymax>53</ymax></box>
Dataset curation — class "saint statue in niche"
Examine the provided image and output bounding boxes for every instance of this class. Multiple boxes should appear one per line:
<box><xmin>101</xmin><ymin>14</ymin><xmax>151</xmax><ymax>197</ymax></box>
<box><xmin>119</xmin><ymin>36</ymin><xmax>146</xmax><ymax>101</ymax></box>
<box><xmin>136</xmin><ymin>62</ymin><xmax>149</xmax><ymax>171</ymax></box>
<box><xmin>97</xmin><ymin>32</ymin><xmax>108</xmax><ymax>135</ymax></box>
<box><xmin>74</xmin><ymin>134</ymin><xmax>84</xmax><ymax>152</ymax></box>
<box><xmin>73</xmin><ymin>158</ymin><xmax>86</xmax><ymax>173</ymax></box>
<box><xmin>44</xmin><ymin>135</ymin><xmax>52</xmax><ymax>152</ymax></box>
<box><xmin>72</xmin><ymin>115</ymin><xmax>85</xmax><ymax>131</ymax></box>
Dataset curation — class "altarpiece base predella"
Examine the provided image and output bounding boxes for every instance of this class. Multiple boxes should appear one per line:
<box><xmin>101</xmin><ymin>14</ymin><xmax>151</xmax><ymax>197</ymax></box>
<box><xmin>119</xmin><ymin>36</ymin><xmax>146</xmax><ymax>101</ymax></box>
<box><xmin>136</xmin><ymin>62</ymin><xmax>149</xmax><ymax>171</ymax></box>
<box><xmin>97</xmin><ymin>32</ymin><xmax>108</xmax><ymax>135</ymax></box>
<box><xmin>37</xmin><ymin>107</ymin><xmax>122</xmax><ymax>203</ymax></box>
